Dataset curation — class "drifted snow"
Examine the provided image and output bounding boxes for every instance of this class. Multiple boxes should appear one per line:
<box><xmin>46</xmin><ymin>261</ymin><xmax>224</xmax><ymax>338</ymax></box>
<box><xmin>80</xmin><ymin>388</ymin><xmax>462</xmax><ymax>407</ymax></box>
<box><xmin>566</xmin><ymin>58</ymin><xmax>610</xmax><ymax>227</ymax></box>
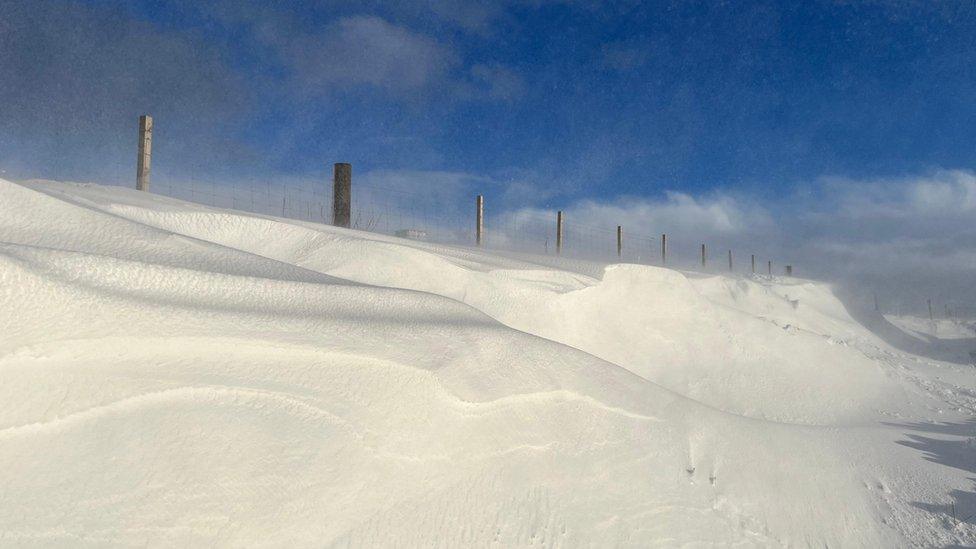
<box><xmin>1</xmin><ymin>179</ymin><xmax>975</xmax><ymax>547</ymax></box>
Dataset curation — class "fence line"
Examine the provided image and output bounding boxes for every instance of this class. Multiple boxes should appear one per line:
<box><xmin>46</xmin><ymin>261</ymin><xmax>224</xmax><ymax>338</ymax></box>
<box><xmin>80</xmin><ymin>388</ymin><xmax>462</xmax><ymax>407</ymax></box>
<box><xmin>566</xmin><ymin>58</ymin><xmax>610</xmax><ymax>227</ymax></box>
<box><xmin>151</xmin><ymin>174</ymin><xmax>792</xmax><ymax>276</ymax></box>
<box><xmin>130</xmin><ymin>116</ymin><xmax>976</xmax><ymax>322</ymax></box>
<box><xmin>137</xmin><ymin>114</ymin><xmax>793</xmax><ymax>277</ymax></box>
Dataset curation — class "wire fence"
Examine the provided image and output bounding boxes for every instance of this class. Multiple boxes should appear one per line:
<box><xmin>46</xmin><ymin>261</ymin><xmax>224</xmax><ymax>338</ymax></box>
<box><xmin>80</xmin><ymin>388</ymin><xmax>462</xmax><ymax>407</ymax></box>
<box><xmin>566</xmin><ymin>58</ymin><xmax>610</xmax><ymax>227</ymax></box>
<box><xmin>122</xmin><ymin>118</ymin><xmax>974</xmax><ymax>321</ymax></box>
<box><xmin>148</xmin><ymin>176</ymin><xmax>790</xmax><ymax>276</ymax></box>
<box><xmin>153</xmin><ymin>179</ymin><xmax>330</xmax><ymax>224</ymax></box>
<box><xmin>129</xmin><ymin>177</ymin><xmax>976</xmax><ymax>324</ymax></box>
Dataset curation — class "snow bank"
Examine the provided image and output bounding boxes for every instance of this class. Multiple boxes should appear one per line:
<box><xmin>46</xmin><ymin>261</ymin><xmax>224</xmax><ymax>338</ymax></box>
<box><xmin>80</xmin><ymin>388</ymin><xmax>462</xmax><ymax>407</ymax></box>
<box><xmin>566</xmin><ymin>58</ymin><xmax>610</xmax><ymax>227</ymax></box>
<box><xmin>1</xmin><ymin>179</ymin><xmax>974</xmax><ymax>547</ymax></box>
<box><xmin>85</xmin><ymin>182</ymin><xmax>909</xmax><ymax>424</ymax></box>
<box><xmin>886</xmin><ymin>314</ymin><xmax>976</xmax><ymax>342</ymax></box>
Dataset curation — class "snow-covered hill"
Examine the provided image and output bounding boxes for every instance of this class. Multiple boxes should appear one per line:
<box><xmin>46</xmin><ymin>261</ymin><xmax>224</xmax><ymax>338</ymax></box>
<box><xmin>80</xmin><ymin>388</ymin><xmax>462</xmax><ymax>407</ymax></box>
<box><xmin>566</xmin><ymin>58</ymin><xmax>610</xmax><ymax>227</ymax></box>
<box><xmin>1</xmin><ymin>179</ymin><xmax>974</xmax><ymax>547</ymax></box>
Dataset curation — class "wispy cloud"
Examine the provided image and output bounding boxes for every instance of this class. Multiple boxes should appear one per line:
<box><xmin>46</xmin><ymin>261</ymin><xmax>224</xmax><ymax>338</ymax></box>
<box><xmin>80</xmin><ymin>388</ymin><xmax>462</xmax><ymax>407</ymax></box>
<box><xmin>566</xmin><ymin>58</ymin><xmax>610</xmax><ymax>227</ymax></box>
<box><xmin>211</xmin><ymin>7</ymin><xmax>523</xmax><ymax>103</ymax></box>
<box><xmin>287</xmin><ymin>16</ymin><xmax>461</xmax><ymax>96</ymax></box>
<box><xmin>468</xmin><ymin>63</ymin><xmax>526</xmax><ymax>101</ymax></box>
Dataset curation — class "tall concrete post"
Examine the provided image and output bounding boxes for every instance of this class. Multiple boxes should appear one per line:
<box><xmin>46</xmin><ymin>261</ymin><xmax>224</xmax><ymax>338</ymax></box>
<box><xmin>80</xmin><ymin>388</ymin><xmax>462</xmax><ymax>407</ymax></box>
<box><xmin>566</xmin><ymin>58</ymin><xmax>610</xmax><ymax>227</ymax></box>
<box><xmin>616</xmin><ymin>226</ymin><xmax>622</xmax><ymax>258</ymax></box>
<box><xmin>476</xmin><ymin>195</ymin><xmax>484</xmax><ymax>247</ymax></box>
<box><xmin>556</xmin><ymin>211</ymin><xmax>563</xmax><ymax>255</ymax></box>
<box><xmin>333</xmin><ymin>163</ymin><xmax>351</xmax><ymax>228</ymax></box>
<box><xmin>661</xmin><ymin>234</ymin><xmax>667</xmax><ymax>265</ymax></box>
<box><xmin>136</xmin><ymin>115</ymin><xmax>152</xmax><ymax>191</ymax></box>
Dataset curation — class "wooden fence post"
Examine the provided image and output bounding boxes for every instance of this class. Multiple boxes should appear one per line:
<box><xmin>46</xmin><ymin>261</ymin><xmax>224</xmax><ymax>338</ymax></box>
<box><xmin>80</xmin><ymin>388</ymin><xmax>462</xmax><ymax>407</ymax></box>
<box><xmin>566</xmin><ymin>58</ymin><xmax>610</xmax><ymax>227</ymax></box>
<box><xmin>701</xmin><ymin>243</ymin><xmax>706</xmax><ymax>268</ymax></box>
<box><xmin>751</xmin><ymin>254</ymin><xmax>756</xmax><ymax>274</ymax></box>
<box><xmin>476</xmin><ymin>195</ymin><xmax>484</xmax><ymax>247</ymax></box>
<box><xmin>617</xmin><ymin>226</ymin><xmax>622</xmax><ymax>258</ymax></box>
<box><xmin>661</xmin><ymin>234</ymin><xmax>667</xmax><ymax>265</ymax></box>
<box><xmin>767</xmin><ymin>260</ymin><xmax>772</xmax><ymax>276</ymax></box>
<box><xmin>728</xmin><ymin>250</ymin><xmax>733</xmax><ymax>272</ymax></box>
<box><xmin>332</xmin><ymin>163</ymin><xmax>351</xmax><ymax>228</ymax></box>
<box><xmin>556</xmin><ymin>211</ymin><xmax>563</xmax><ymax>255</ymax></box>
<box><xmin>136</xmin><ymin>115</ymin><xmax>153</xmax><ymax>191</ymax></box>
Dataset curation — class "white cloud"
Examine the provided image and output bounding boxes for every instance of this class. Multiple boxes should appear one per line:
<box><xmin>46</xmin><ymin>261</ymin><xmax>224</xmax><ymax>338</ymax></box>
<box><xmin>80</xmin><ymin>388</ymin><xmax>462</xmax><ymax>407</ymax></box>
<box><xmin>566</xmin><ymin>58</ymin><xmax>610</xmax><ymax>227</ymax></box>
<box><xmin>469</xmin><ymin>63</ymin><xmax>525</xmax><ymax>100</ymax></box>
<box><xmin>485</xmin><ymin>170</ymin><xmax>976</xmax><ymax>313</ymax></box>
<box><xmin>820</xmin><ymin>170</ymin><xmax>976</xmax><ymax>218</ymax></box>
<box><xmin>526</xmin><ymin>191</ymin><xmax>771</xmax><ymax>237</ymax></box>
<box><xmin>292</xmin><ymin>16</ymin><xmax>460</xmax><ymax>95</ymax></box>
<box><xmin>242</xmin><ymin>13</ymin><xmax>524</xmax><ymax>103</ymax></box>
<box><xmin>908</xmin><ymin>174</ymin><xmax>976</xmax><ymax>212</ymax></box>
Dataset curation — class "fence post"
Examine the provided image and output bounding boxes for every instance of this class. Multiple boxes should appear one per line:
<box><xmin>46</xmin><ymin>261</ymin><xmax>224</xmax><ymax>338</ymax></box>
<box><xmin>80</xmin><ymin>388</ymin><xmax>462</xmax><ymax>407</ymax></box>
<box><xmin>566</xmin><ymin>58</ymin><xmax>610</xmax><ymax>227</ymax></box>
<box><xmin>728</xmin><ymin>250</ymin><xmax>733</xmax><ymax>272</ymax></box>
<box><xmin>701</xmin><ymin>243</ymin><xmax>706</xmax><ymax>268</ymax></box>
<box><xmin>476</xmin><ymin>195</ymin><xmax>484</xmax><ymax>247</ymax></box>
<box><xmin>751</xmin><ymin>254</ymin><xmax>755</xmax><ymax>274</ymax></box>
<box><xmin>661</xmin><ymin>234</ymin><xmax>667</xmax><ymax>265</ymax></box>
<box><xmin>785</xmin><ymin>265</ymin><xmax>793</xmax><ymax>276</ymax></box>
<box><xmin>928</xmin><ymin>299</ymin><xmax>933</xmax><ymax>321</ymax></box>
<box><xmin>332</xmin><ymin>163</ymin><xmax>351</xmax><ymax>228</ymax></box>
<box><xmin>556</xmin><ymin>211</ymin><xmax>563</xmax><ymax>255</ymax></box>
<box><xmin>136</xmin><ymin>115</ymin><xmax>153</xmax><ymax>191</ymax></box>
<box><xmin>767</xmin><ymin>260</ymin><xmax>772</xmax><ymax>276</ymax></box>
<box><xmin>617</xmin><ymin>226</ymin><xmax>622</xmax><ymax>258</ymax></box>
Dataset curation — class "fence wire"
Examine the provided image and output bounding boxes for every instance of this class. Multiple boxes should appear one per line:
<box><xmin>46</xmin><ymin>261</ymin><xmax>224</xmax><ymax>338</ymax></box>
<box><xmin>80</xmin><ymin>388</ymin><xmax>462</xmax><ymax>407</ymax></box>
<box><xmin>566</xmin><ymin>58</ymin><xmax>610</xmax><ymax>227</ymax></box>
<box><xmin>148</xmin><ymin>178</ymin><xmax>785</xmax><ymax>275</ymax></box>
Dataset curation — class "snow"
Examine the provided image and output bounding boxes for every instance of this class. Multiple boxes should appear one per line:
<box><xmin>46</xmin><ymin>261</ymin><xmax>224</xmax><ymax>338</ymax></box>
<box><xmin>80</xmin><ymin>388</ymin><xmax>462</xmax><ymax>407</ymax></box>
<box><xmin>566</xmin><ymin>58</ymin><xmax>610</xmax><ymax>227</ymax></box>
<box><xmin>886</xmin><ymin>314</ymin><xmax>976</xmax><ymax>342</ymax></box>
<box><xmin>1</xmin><ymin>178</ymin><xmax>975</xmax><ymax>547</ymax></box>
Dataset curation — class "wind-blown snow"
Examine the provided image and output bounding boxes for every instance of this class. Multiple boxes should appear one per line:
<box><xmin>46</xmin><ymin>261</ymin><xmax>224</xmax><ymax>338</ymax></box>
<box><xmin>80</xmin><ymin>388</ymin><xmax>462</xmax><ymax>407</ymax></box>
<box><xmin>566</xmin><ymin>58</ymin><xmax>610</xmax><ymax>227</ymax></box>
<box><xmin>1</xmin><ymin>179</ymin><xmax>974</xmax><ymax>547</ymax></box>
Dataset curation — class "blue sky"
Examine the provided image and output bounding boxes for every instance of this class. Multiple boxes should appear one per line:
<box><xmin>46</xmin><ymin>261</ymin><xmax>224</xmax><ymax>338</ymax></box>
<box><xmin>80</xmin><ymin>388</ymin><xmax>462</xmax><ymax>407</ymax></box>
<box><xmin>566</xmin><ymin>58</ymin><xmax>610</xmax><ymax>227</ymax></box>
<box><xmin>2</xmin><ymin>0</ymin><xmax>974</xmax><ymax>199</ymax></box>
<box><xmin>1</xmin><ymin>0</ymin><xmax>975</xmax><ymax>309</ymax></box>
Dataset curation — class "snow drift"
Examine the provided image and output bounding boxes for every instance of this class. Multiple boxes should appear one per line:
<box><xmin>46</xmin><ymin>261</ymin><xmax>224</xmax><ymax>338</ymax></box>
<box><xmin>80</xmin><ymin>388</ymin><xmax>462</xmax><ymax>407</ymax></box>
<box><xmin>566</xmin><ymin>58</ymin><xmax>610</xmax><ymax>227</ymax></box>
<box><xmin>1</xmin><ymin>179</ymin><xmax>974</xmax><ymax>547</ymax></box>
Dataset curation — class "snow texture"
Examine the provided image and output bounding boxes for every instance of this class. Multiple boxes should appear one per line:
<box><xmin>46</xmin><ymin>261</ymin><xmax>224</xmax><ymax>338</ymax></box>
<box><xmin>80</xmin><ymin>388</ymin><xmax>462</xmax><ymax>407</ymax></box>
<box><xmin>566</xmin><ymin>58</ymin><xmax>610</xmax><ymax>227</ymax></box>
<box><xmin>1</xmin><ymin>178</ymin><xmax>975</xmax><ymax>547</ymax></box>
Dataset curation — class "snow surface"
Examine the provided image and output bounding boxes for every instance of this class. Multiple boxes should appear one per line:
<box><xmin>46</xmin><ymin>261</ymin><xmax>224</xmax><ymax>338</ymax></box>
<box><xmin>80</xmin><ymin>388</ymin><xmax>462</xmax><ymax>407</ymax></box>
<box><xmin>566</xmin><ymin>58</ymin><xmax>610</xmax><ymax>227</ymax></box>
<box><xmin>886</xmin><ymin>314</ymin><xmax>976</xmax><ymax>342</ymax></box>
<box><xmin>1</xmin><ymin>178</ymin><xmax>975</xmax><ymax>547</ymax></box>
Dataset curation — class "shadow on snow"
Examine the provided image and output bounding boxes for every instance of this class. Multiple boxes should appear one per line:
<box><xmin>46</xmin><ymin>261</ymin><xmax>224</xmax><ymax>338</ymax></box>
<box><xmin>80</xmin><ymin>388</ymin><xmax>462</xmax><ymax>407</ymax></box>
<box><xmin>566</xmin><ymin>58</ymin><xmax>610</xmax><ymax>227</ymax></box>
<box><xmin>885</xmin><ymin>418</ymin><xmax>976</xmax><ymax>539</ymax></box>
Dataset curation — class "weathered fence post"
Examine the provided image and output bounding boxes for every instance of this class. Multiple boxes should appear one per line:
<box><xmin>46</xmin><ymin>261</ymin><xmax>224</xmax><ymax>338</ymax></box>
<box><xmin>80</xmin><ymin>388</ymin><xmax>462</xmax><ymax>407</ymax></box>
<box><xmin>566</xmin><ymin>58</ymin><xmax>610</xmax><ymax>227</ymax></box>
<box><xmin>751</xmin><ymin>254</ymin><xmax>756</xmax><ymax>274</ymax></box>
<box><xmin>728</xmin><ymin>250</ymin><xmax>733</xmax><ymax>272</ymax></box>
<box><xmin>476</xmin><ymin>195</ymin><xmax>484</xmax><ymax>247</ymax></box>
<box><xmin>136</xmin><ymin>115</ymin><xmax>153</xmax><ymax>191</ymax></box>
<box><xmin>556</xmin><ymin>211</ymin><xmax>563</xmax><ymax>255</ymax></box>
<box><xmin>617</xmin><ymin>226</ymin><xmax>622</xmax><ymax>258</ymax></box>
<box><xmin>701</xmin><ymin>243</ymin><xmax>706</xmax><ymax>268</ymax></box>
<box><xmin>333</xmin><ymin>163</ymin><xmax>351</xmax><ymax>228</ymax></box>
<box><xmin>661</xmin><ymin>234</ymin><xmax>667</xmax><ymax>265</ymax></box>
<box><xmin>785</xmin><ymin>265</ymin><xmax>793</xmax><ymax>276</ymax></box>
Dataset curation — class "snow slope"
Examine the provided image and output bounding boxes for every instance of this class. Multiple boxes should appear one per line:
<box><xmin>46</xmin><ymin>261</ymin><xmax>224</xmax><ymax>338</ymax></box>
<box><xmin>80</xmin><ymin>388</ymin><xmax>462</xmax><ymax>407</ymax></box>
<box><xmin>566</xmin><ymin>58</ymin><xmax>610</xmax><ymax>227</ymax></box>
<box><xmin>1</xmin><ymin>179</ymin><xmax>975</xmax><ymax>547</ymax></box>
<box><xmin>887</xmin><ymin>314</ymin><xmax>976</xmax><ymax>342</ymax></box>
